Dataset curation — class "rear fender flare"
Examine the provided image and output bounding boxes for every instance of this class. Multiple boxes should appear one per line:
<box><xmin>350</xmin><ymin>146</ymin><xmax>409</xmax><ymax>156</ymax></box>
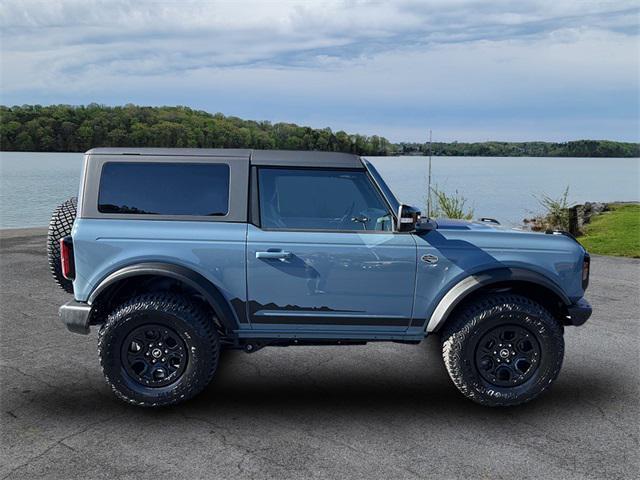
<box><xmin>88</xmin><ymin>262</ymin><xmax>239</xmax><ymax>331</ymax></box>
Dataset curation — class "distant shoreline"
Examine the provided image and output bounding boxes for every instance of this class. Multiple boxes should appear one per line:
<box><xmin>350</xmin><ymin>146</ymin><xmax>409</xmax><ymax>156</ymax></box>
<box><xmin>1</xmin><ymin>150</ymin><xmax>639</xmax><ymax>159</ymax></box>
<box><xmin>2</xmin><ymin>104</ymin><xmax>639</xmax><ymax>158</ymax></box>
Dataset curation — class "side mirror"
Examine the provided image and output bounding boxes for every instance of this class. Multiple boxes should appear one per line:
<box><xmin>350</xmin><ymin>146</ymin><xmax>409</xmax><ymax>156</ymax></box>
<box><xmin>396</xmin><ymin>204</ymin><xmax>421</xmax><ymax>232</ymax></box>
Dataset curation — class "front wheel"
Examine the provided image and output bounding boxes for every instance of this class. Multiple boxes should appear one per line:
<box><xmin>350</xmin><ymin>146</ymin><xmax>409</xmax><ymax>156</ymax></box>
<box><xmin>98</xmin><ymin>294</ymin><xmax>219</xmax><ymax>407</ymax></box>
<box><xmin>441</xmin><ymin>294</ymin><xmax>564</xmax><ymax>407</ymax></box>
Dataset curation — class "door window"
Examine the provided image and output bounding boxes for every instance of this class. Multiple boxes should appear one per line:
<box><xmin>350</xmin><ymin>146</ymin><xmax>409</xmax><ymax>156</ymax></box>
<box><xmin>258</xmin><ymin>168</ymin><xmax>393</xmax><ymax>231</ymax></box>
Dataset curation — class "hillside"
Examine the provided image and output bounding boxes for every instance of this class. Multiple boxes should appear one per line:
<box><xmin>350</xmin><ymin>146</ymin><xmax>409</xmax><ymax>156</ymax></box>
<box><xmin>1</xmin><ymin>105</ymin><xmax>638</xmax><ymax>157</ymax></box>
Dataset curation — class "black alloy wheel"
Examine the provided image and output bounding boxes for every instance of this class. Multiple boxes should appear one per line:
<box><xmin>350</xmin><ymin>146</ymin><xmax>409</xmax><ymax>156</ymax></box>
<box><xmin>441</xmin><ymin>294</ymin><xmax>564</xmax><ymax>407</ymax></box>
<box><xmin>121</xmin><ymin>324</ymin><xmax>188</xmax><ymax>387</ymax></box>
<box><xmin>99</xmin><ymin>293</ymin><xmax>220</xmax><ymax>407</ymax></box>
<box><xmin>474</xmin><ymin>324</ymin><xmax>541</xmax><ymax>387</ymax></box>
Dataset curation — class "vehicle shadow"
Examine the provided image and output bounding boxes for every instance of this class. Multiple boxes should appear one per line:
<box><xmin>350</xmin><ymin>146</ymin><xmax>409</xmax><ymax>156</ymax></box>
<box><xmin>176</xmin><ymin>342</ymin><xmax>620</xmax><ymax>421</ymax></box>
<box><xmin>8</xmin><ymin>339</ymin><xmax>622</xmax><ymax>425</ymax></box>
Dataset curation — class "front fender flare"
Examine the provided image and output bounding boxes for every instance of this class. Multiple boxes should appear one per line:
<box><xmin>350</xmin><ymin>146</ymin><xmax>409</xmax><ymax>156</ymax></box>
<box><xmin>88</xmin><ymin>262</ymin><xmax>239</xmax><ymax>331</ymax></box>
<box><xmin>425</xmin><ymin>268</ymin><xmax>571</xmax><ymax>332</ymax></box>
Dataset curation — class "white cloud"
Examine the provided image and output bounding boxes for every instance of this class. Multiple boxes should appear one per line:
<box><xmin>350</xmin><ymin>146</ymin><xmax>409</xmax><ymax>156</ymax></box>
<box><xmin>0</xmin><ymin>0</ymin><xmax>638</xmax><ymax>141</ymax></box>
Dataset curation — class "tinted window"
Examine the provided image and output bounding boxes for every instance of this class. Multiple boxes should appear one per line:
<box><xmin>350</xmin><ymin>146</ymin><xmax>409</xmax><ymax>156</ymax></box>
<box><xmin>98</xmin><ymin>162</ymin><xmax>229</xmax><ymax>216</ymax></box>
<box><xmin>363</xmin><ymin>160</ymin><xmax>400</xmax><ymax>213</ymax></box>
<box><xmin>258</xmin><ymin>168</ymin><xmax>392</xmax><ymax>231</ymax></box>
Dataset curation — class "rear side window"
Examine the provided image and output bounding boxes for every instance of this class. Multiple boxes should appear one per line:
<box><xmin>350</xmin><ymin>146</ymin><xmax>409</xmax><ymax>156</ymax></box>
<box><xmin>98</xmin><ymin>162</ymin><xmax>229</xmax><ymax>216</ymax></box>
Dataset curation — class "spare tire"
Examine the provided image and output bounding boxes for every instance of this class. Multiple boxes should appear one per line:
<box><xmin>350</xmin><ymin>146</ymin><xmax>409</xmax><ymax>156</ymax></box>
<box><xmin>47</xmin><ymin>197</ymin><xmax>77</xmax><ymax>294</ymax></box>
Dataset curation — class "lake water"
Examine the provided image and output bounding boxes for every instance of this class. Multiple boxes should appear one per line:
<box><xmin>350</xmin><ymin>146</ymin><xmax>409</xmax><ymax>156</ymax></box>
<box><xmin>0</xmin><ymin>151</ymin><xmax>638</xmax><ymax>228</ymax></box>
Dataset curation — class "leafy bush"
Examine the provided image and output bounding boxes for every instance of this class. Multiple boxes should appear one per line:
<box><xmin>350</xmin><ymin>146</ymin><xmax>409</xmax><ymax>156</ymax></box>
<box><xmin>529</xmin><ymin>186</ymin><xmax>571</xmax><ymax>231</ymax></box>
<box><xmin>524</xmin><ymin>185</ymin><xmax>568</xmax><ymax>235</ymax></box>
<box><xmin>428</xmin><ymin>186</ymin><xmax>474</xmax><ymax>220</ymax></box>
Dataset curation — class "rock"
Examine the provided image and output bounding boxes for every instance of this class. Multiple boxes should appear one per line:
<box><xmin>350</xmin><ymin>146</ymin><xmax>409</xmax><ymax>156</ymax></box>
<box><xmin>569</xmin><ymin>202</ymin><xmax>609</xmax><ymax>234</ymax></box>
<box><xmin>524</xmin><ymin>202</ymin><xmax>611</xmax><ymax>235</ymax></box>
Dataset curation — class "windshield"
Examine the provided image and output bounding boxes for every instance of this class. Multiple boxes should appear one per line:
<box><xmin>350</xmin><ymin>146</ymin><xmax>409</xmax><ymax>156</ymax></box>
<box><xmin>362</xmin><ymin>159</ymin><xmax>400</xmax><ymax>213</ymax></box>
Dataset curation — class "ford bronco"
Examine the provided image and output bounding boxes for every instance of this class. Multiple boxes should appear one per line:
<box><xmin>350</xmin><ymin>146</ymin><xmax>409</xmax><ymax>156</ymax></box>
<box><xmin>49</xmin><ymin>148</ymin><xmax>591</xmax><ymax>407</ymax></box>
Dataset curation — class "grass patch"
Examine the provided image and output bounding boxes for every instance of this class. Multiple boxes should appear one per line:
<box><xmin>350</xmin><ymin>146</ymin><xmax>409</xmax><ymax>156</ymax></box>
<box><xmin>579</xmin><ymin>204</ymin><xmax>640</xmax><ymax>258</ymax></box>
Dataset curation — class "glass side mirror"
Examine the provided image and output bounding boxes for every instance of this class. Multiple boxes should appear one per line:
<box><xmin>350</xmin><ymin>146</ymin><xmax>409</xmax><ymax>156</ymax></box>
<box><xmin>396</xmin><ymin>204</ymin><xmax>421</xmax><ymax>232</ymax></box>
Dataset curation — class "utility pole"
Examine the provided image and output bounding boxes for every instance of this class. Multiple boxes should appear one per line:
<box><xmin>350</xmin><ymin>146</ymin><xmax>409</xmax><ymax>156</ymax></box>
<box><xmin>427</xmin><ymin>129</ymin><xmax>433</xmax><ymax>217</ymax></box>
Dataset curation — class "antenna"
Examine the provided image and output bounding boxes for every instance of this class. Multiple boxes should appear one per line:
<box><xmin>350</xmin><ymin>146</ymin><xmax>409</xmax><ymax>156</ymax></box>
<box><xmin>427</xmin><ymin>129</ymin><xmax>433</xmax><ymax>217</ymax></box>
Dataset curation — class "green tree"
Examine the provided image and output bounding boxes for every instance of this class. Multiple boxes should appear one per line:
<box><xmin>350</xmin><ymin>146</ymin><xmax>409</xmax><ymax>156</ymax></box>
<box><xmin>1</xmin><ymin>104</ymin><xmax>638</xmax><ymax>157</ymax></box>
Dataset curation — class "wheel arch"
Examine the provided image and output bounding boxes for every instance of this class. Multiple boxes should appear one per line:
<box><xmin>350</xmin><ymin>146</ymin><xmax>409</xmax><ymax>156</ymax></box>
<box><xmin>426</xmin><ymin>268</ymin><xmax>571</xmax><ymax>333</ymax></box>
<box><xmin>88</xmin><ymin>262</ymin><xmax>239</xmax><ymax>333</ymax></box>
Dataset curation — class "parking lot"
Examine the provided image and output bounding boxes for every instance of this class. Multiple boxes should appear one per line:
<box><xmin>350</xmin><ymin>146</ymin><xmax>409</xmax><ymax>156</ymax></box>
<box><xmin>1</xmin><ymin>228</ymin><xmax>638</xmax><ymax>479</ymax></box>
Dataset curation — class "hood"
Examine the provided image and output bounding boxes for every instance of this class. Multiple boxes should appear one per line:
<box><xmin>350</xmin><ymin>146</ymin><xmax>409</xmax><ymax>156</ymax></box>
<box><xmin>434</xmin><ymin>218</ymin><xmax>584</xmax><ymax>247</ymax></box>
<box><xmin>435</xmin><ymin>218</ymin><xmax>504</xmax><ymax>231</ymax></box>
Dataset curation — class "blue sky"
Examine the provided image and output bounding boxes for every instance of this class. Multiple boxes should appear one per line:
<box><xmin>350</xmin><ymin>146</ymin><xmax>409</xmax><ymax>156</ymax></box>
<box><xmin>1</xmin><ymin>0</ymin><xmax>638</xmax><ymax>142</ymax></box>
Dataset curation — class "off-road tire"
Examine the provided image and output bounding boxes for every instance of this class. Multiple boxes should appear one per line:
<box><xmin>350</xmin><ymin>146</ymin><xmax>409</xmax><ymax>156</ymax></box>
<box><xmin>47</xmin><ymin>197</ymin><xmax>77</xmax><ymax>294</ymax></box>
<box><xmin>441</xmin><ymin>294</ymin><xmax>564</xmax><ymax>407</ymax></box>
<box><xmin>98</xmin><ymin>293</ymin><xmax>220</xmax><ymax>407</ymax></box>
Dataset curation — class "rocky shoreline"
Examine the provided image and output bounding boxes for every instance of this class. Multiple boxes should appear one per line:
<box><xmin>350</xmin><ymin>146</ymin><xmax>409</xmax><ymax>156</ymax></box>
<box><xmin>523</xmin><ymin>201</ymin><xmax>638</xmax><ymax>235</ymax></box>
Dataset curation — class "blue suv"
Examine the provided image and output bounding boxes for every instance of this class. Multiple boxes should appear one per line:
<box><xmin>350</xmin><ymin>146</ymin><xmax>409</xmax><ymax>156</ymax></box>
<box><xmin>49</xmin><ymin>148</ymin><xmax>591</xmax><ymax>407</ymax></box>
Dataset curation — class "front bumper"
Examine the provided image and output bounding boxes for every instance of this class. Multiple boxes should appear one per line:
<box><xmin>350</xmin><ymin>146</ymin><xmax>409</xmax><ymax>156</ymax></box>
<box><xmin>59</xmin><ymin>300</ymin><xmax>92</xmax><ymax>334</ymax></box>
<box><xmin>566</xmin><ymin>298</ymin><xmax>592</xmax><ymax>326</ymax></box>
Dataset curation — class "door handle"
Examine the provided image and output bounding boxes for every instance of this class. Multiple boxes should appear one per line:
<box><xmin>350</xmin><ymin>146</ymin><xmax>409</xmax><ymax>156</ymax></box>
<box><xmin>256</xmin><ymin>250</ymin><xmax>292</xmax><ymax>260</ymax></box>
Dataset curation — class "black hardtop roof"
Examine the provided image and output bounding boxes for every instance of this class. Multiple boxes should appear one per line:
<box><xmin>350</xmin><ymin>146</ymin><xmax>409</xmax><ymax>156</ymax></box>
<box><xmin>85</xmin><ymin>148</ymin><xmax>363</xmax><ymax>168</ymax></box>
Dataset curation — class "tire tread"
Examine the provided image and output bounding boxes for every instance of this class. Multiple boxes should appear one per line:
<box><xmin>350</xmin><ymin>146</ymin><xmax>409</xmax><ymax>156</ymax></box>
<box><xmin>441</xmin><ymin>293</ymin><xmax>564</xmax><ymax>407</ymax></box>
<box><xmin>98</xmin><ymin>293</ymin><xmax>219</xmax><ymax>407</ymax></box>
<box><xmin>46</xmin><ymin>197</ymin><xmax>77</xmax><ymax>294</ymax></box>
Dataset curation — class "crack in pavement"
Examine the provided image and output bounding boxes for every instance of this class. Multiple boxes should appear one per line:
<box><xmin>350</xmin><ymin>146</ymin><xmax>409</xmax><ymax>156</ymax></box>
<box><xmin>179</xmin><ymin>413</ymin><xmax>318</xmax><ymax>478</ymax></box>
<box><xmin>1</xmin><ymin>416</ymin><xmax>119</xmax><ymax>480</ymax></box>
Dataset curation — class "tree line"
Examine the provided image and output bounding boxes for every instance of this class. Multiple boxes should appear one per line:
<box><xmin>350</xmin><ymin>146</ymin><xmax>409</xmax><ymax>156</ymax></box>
<box><xmin>396</xmin><ymin>139</ymin><xmax>639</xmax><ymax>158</ymax></box>
<box><xmin>0</xmin><ymin>104</ymin><xmax>392</xmax><ymax>155</ymax></box>
<box><xmin>1</xmin><ymin>104</ymin><xmax>638</xmax><ymax>157</ymax></box>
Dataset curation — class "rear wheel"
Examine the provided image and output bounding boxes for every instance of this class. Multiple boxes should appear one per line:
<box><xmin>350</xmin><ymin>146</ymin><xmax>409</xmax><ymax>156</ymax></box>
<box><xmin>441</xmin><ymin>294</ymin><xmax>564</xmax><ymax>406</ymax></box>
<box><xmin>47</xmin><ymin>197</ymin><xmax>77</xmax><ymax>294</ymax></box>
<box><xmin>98</xmin><ymin>293</ymin><xmax>220</xmax><ymax>407</ymax></box>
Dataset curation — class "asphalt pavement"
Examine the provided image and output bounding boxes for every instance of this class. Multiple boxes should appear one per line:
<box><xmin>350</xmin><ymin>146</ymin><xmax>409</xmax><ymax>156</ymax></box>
<box><xmin>1</xmin><ymin>228</ymin><xmax>638</xmax><ymax>479</ymax></box>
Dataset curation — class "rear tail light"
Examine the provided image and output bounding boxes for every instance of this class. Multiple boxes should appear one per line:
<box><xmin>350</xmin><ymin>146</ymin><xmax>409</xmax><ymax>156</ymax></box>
<box><xmin>582</xmin><ymin>253</ymin><xmax>590</xmax><ymax>290</ymax></box>
<box><xmin>60</xmin><ymin>236</ymin><xmax>75</xmax><ymax>280</ymax></box>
